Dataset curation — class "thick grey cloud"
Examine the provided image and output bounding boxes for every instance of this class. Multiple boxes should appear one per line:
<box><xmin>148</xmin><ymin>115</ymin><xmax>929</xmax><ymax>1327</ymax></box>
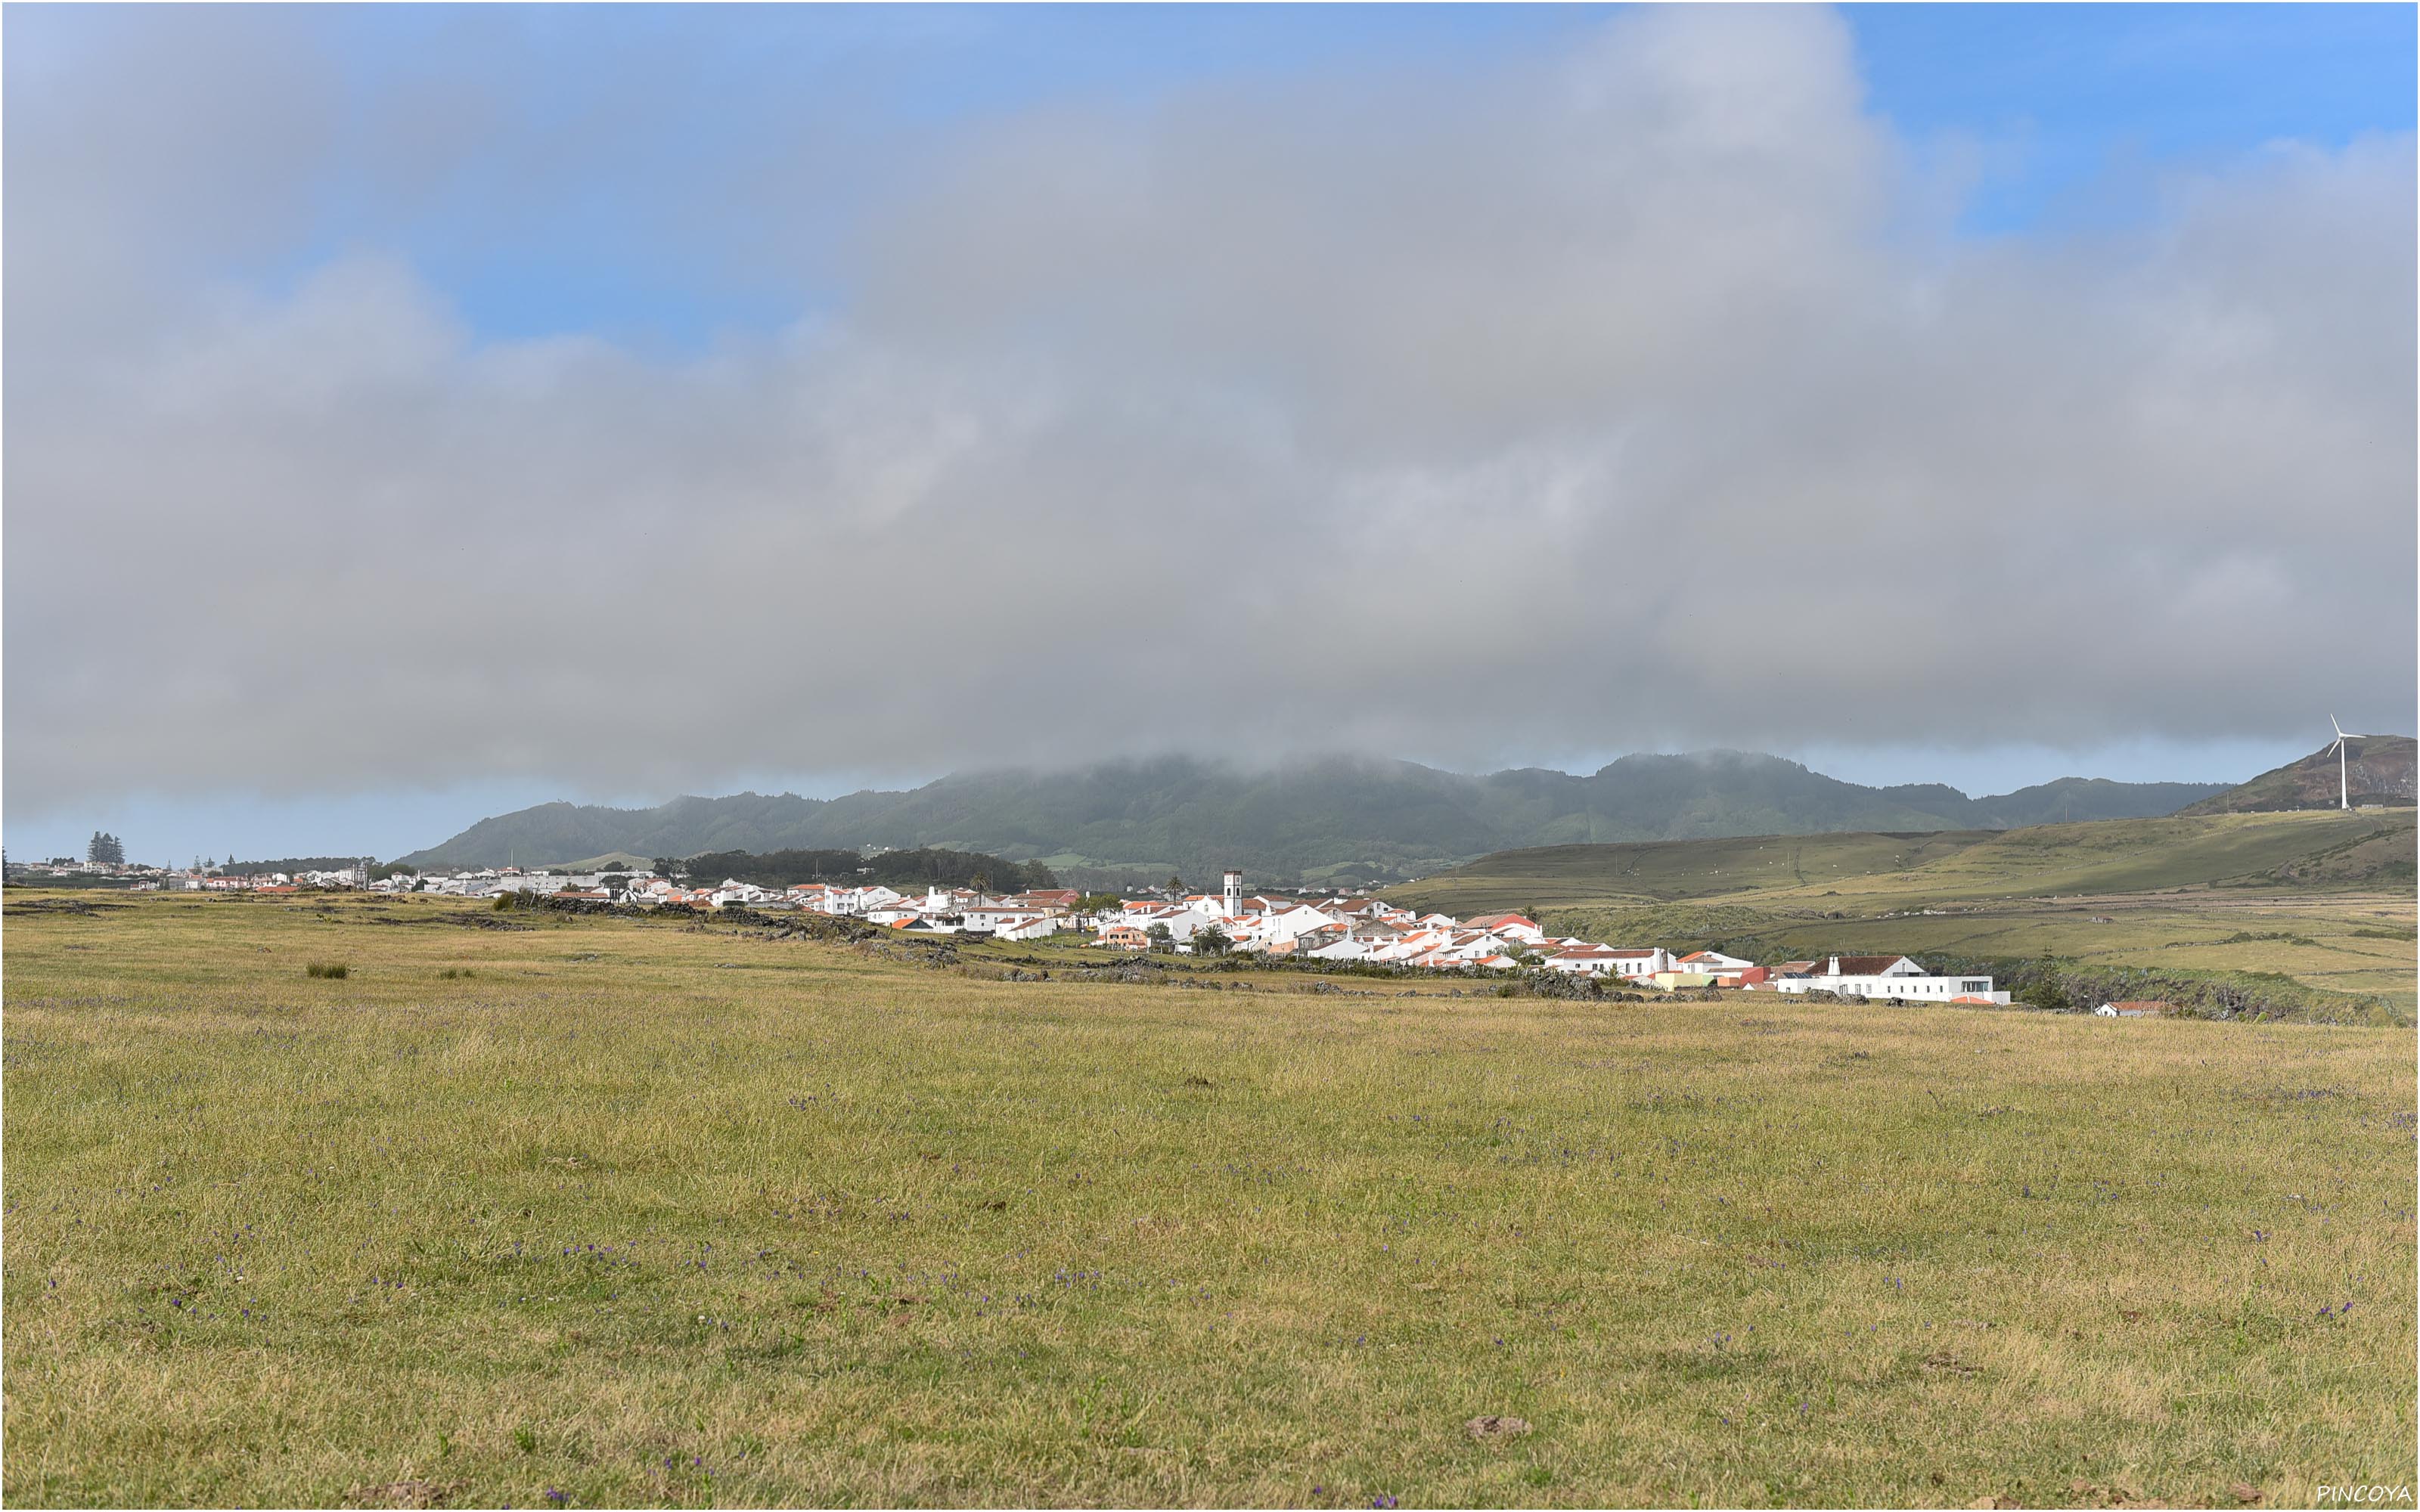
<box><xmin>5</xmin><ymin>6</ymin><xmax>2412</xmax><ymax>815</ymax></box>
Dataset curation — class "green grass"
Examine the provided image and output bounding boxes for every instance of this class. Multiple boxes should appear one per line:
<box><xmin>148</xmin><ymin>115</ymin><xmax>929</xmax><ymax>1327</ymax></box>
<box><xmin>1388</xmin><ymin>810</ymin><xmax>2419</xmax><ymax>1017</ymax></box>
<box><xmin>1393</xmin><ymin>830</ymin><xmax>2003</xmax><ymax>909</ymax></box>
<box><xmin>1392</xmin><ymin>810</ymin><xmax>2415</xmax><ymax>915</ymax></box>
<box><xmin>5</xmin><ymin>891</ymin><xmax>2414</xmax><ymax>1507</ymax></box>
<box><xmin>1531</xmin><ymin>897</ymin><xmax>2418</xmax><ymax>1015</ymax></box>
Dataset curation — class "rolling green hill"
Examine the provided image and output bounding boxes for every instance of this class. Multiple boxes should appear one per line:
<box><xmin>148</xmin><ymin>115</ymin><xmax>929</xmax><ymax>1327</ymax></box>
<box><xmin>1387</xmin><ymin>807</ymin><xmax>2418</xmax><ymax>916</ymax></box>
<box><xmin>1382</xmin><ymin>830</ymin><xmax>2002</xmax><ymax>911</ymax></box>
<box><xmin>1387</xmin><ymin>808</ymin><xmax>2418</xmax><ymax>1019</ymax></box>
<box><xmin>396</xmin><ymin>752</ymin><xmax>2226</xmax><ymax>882</ymax></box>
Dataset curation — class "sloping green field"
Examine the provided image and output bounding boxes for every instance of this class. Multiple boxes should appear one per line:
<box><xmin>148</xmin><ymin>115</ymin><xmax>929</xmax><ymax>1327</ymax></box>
<box><xmin>1816</xmin><ymin>810</ymin><xmax>2417</xmax><ymax>903</ymax></box>
<box><xmin>1392</xmin><ymin>831</ymin><xmax>2001</xmax><ymax>910</ymax></box>
<box><xmin>1388</xmin><ymin>810</ymin><xmax>2418</xmax><ymax>1017</ymax></box>
<box><xmin>1392</xmin><ymin>810</ymin><xmax>2414</xmax><ymax>914</ymax></box>
<box><xmin>3</xmin><ymin>891</ymin><xmax>2412</xmax><ymax>1507</ymax></box>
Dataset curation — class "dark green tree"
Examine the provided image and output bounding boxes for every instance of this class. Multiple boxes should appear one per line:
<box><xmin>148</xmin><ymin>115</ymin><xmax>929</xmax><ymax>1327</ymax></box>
<box><xmin>676</xmin><ymin>846</ymin><xmax>1053</xmax><ymax>893</ymax></box>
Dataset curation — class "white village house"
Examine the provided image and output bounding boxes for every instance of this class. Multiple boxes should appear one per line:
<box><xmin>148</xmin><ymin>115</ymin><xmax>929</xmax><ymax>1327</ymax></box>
<box><xmin>1543</xmin><ymin>944</ymin><xmax>1675</xmax><ymax>979</ymax></box>
<box><xmin>1771</xmin><ymin>955</ymin><xmax>2006</xmax><ymax>1004</ymax></box>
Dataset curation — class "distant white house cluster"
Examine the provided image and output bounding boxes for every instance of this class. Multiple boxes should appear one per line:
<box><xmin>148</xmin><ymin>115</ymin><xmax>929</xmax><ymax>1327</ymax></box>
<box><xmin>105</xmin><ymin>857</ymin><xmax>2006</xmax><ymax>1003</ymax></box>
<box><xmin>39</xmin><ymin>861</ymin><xmax>377</xmax><ymax>892</ymax></box>
<box><xmin>1078</xmin><ymin>871</ymin><xmax>2006</xmax><ymax>1000</ymax></box>
<box><xmin>486</xmin><ymin>863</ymin><xmax>2000</xmax><ymax>1002</ymax></box>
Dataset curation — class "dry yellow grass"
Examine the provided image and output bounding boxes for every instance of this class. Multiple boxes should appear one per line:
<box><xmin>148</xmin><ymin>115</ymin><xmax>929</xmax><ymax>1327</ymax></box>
<box><xmin>4</xmin><ymin>891</ymin><xmax>2412</xmax><ymax>1507</ymax></box>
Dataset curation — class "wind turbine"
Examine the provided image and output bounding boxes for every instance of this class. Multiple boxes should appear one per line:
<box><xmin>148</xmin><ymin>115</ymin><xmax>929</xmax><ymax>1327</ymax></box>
<box><xmin>2325</xmin><ymin>716</ymin><xmax>2372</xmax><ymax>810</ymax></box>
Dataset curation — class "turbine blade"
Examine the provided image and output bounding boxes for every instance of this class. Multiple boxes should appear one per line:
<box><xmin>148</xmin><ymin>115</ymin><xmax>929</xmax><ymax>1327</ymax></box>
<box><xmin>2331</xmin><ymin>715</ymin><xmax>2344</xmax><ymax>738</ymax></box>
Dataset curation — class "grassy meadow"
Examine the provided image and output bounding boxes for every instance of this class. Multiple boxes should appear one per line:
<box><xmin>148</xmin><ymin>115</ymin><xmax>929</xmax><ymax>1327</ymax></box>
<box><xmin>1387</xmin><ymin>810</ymin><xmax>2415</xmax><ymax>911</ymax></box>
<box><xmin>1389</xmin><ymin>810</ymin><xmax>2419</xmax><ymax>1019</ymax></box>
<box><xmin>4</xmin><ymin>890</ymin><xmax>2415</xmax><ymax>1507</ymax></box>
